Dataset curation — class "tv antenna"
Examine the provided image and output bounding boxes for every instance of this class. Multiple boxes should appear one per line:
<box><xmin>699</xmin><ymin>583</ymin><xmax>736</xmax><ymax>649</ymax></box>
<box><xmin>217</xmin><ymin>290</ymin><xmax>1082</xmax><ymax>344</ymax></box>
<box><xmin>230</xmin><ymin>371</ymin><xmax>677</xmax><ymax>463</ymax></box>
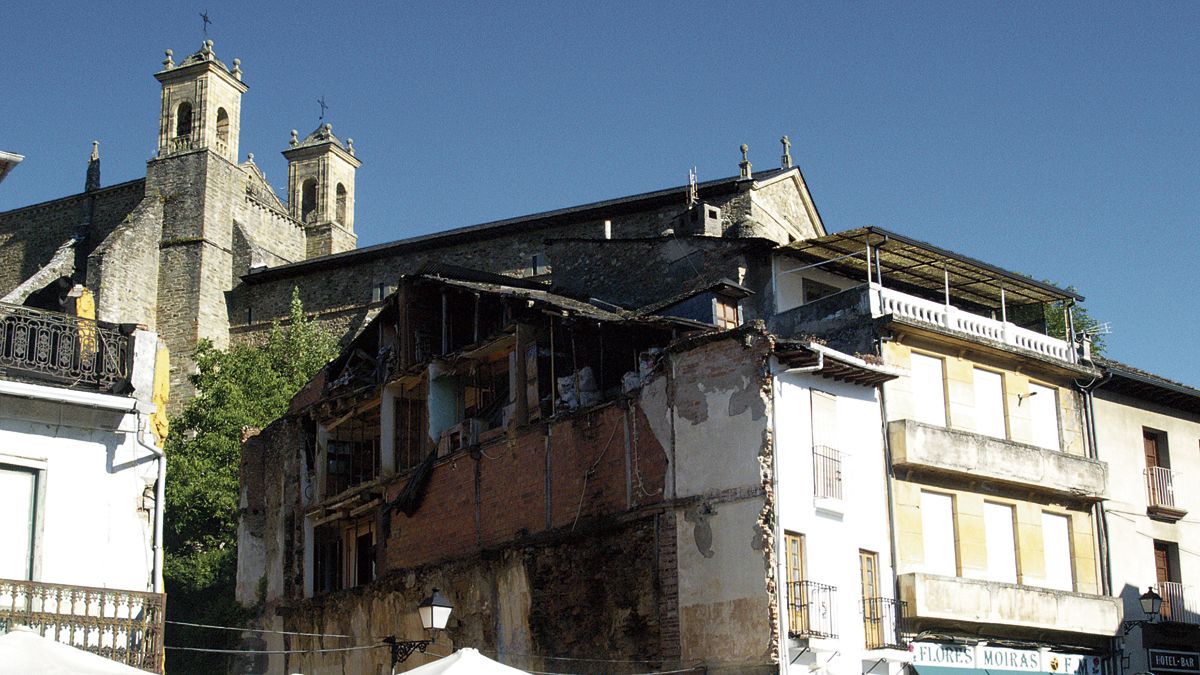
<box><xmin>687</xmin><ymin>167</ymin><xmax>698</xmax><ymax>207</ymax></box>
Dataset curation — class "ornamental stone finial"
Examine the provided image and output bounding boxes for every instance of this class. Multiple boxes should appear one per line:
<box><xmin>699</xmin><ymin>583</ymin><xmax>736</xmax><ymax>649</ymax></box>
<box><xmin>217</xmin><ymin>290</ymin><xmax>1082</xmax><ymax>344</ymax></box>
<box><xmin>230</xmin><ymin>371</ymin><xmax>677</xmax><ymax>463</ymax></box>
<box><xmin>324</xmin><ymin>123</ymin><xmax>332</xmax><ymax>134</ymax></box>
<box><xmin>346</xmin><ymin>138</ymin><xmax>355</xmax><ymax>156</ymax></box>
<box><xmin>163</xmin><ymin>49</ymin><xmax>174</xmax><ymax>69</ymax></box>
<box><xmin>290</xmin><ymin>129</ymin><xmax>299</xmax><ymax>147</ymax></box>
<box><xmin>231</xmin><ymin>58</ymin><xmax>242</xmax><ymax>80</ymax></box>
<box><xmin>780</xmin><ymin>135</ymin><xmax>792</xmax><ymax>169</ymax></box>
<box><xmin>739</xmin><ymin>144</ymin><xmax>752</xmax><ymax>180</ymax></box>
<box><xmin>91</xmin><ymin>141</ymin><xmax>99</xmax><ymax>161</ymax></box>
<box><xmin>247</xmin><ymin>152</ymin><xmax>254</xmax><ymax>163</ymax></box>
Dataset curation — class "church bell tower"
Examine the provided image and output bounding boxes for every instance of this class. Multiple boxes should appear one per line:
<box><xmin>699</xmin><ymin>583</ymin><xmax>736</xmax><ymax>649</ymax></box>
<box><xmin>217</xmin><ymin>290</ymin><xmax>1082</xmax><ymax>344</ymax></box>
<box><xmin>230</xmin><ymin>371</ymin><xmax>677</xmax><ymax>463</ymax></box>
<box><xmin>283</xmin><ymin>123</ymin><xmax>361</xmax><ymax>258</ymax></box>
<box><xmin>154</xmin><ymin>40</ymin><xmax>246</xmax><ymax>163</ymax></box>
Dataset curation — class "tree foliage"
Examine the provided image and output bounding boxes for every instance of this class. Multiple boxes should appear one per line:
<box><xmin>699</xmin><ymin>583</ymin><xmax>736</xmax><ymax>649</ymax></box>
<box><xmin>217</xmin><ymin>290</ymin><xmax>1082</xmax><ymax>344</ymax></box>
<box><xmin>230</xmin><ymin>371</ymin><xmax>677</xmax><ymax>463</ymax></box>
<box><xmin>164</xmin><ymin>289</ymin><xmax>338</xmax><ymax>672</ymax></box>
<box><xmin>1041</xmin><ymin>287</ymin><xmax>1106</xmax><ymax>356</ymax></box>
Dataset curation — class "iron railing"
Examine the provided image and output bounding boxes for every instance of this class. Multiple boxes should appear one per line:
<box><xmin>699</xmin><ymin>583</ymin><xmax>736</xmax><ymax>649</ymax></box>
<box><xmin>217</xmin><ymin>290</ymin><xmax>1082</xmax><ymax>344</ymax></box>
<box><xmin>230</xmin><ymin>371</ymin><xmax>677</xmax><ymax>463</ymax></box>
<box><xmin>0</xmin><ymin>302</ymin><xmax>131</xmax><ymax>392</ymax></box>
<box><xmin>1145</xmin><ymin>466</ymin><xmax>1180</xmax><ymax>511</ymax></box>
<box><xmin>788</xmin><ymin>580</ymin><xmax>838</xmax><ymax>639</ymax></box>
<box><xmin>813</xmin><ymin>445</ymin><xmax>843</xmax><ymax>500</ymax></box>
<box><xmin>0</xmin><ymin>578</ymin><xmax>165</xmax><ymax>673</ymax></box>
<box><xmin>861</xmin><ymin>597</ymin><xmax>909</xmax><ymax>649</ymax></box>
<box><xmin>1159</xmin><ymin>581</ymin><xmax>1198</xmax><ymax>625</ymax></box>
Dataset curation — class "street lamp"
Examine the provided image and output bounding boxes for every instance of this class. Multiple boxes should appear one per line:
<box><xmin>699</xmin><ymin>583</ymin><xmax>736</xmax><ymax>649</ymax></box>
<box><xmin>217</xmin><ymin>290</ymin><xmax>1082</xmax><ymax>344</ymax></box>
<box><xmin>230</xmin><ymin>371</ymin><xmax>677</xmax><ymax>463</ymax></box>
<box><xmin>1122</xmin><ymin>586</ymin><xmax>1163</xmax><ymax>633</ymax></box>
<box><xmin>384</xmin><ymin>588</ymin><xmax>454</xmax><ymax>671</ymax></box>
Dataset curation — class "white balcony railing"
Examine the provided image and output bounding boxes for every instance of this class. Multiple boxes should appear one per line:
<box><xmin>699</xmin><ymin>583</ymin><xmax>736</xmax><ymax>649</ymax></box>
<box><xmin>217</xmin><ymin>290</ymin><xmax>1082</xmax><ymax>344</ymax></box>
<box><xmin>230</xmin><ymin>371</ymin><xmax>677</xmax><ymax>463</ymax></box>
<box><xmin>870</xmin><ymin>284</ymin><xmax>1076</xmax><ymax>363</ymax></box>
<box><xmin>1159</xmin><ymin>581</ymin><xmax>1199</xmax><ymax>625</ymax></box>
<box><xmin>1145</xmin><ymin>466</ymin><xmax>1184</xmax><ymax>512</ymax></box>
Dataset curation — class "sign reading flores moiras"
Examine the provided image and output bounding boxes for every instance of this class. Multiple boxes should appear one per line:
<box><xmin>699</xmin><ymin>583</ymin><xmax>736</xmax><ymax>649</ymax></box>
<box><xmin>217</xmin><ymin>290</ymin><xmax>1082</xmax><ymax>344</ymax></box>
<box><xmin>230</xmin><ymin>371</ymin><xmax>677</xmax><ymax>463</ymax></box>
<box><xmin>1150</xmin><ymin>649</ymin><xmax>1200</xmax><ymax>673</ymax></box>
<box><xmin>912</xmin><ymin>642</ymin><xmax>1102</xmax><ymax>675</ymax></box>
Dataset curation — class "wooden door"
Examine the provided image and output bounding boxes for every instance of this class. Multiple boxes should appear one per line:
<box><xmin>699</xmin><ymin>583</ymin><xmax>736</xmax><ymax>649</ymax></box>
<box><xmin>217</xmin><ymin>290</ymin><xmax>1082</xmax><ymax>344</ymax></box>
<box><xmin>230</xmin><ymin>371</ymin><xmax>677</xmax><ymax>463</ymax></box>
<box><xmin>860</xmin><ymin>550</ymin><xmax>883</xmax><ymax>647</ymax></box>
<box><xmin>1144</xmin><ymin>431</ymin><xmax>1161</xmax><ymax>468</ymax></box>
<box><xmin>1155</xmin><ymin>542</ymin><xmax>1173</xmax><ymax>620</ymax></box>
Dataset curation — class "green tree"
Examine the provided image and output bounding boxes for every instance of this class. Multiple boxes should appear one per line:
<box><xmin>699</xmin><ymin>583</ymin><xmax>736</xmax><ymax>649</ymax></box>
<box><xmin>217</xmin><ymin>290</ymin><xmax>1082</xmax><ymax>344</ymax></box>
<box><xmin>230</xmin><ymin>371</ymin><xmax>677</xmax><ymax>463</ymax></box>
<box><xmin>1042</xmin><ymin>288</ymin><xmax>1106</xmax><ymax>356</ymax></box>
<box><xmin>164</xmin><ymin>288</ymin><xmax>338</xmax><ymax>673</ymax></box>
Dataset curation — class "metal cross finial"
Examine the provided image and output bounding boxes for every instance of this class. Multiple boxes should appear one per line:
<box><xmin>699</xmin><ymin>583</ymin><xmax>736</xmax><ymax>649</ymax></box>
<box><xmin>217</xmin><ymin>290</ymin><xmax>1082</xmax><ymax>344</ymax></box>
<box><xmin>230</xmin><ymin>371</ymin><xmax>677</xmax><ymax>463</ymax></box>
<box><xmin>317</xmin><ymin>96</ymin><xmax>329</xmax><ymax>121</ymax></box>
<box><xmin>200</xmin><ymin>11</ymin><xmax>211</xmax><ymax>37</ymax></box>
<box><xmin>780</xmin><ymin>134</ymin><xmax>792</xmax><ymax>168</ymax></box>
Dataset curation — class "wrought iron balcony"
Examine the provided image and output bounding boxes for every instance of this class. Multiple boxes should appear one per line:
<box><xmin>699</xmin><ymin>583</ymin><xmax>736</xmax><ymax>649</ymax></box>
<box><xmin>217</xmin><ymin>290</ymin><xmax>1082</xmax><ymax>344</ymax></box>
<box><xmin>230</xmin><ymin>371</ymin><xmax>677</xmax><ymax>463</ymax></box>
<box><xmin>0</xmin><ymin>302</ymin><xmax>132</xmax><ymax>393</ymax></box>
<box><xmin>787</xmin><ymin>580</ymin><xmax>838</xmax><ymax>639</ymax></box>
<box><xmin>1145</xmin><ymin>466</ymin><xmax>1187</xmax><ymax>521</ymax></box>
<box><xmin>861</xmin><ymin>596</ymin><xmax>910</xmax><ymax>649</ymax></box>
<box><xmin>813</xmin><ymin>445</ymin><xmax>843</xmax><ymax>500</ymax></box>
<box><xmin>0</xmin><ymin>578</ymin><xmax>165</xmax><ymax>673</ymax></box>
<box><xmin>1159</xmin><ymin>581</ymin><xmax>1199</xmax><ymax>625</ymax></box>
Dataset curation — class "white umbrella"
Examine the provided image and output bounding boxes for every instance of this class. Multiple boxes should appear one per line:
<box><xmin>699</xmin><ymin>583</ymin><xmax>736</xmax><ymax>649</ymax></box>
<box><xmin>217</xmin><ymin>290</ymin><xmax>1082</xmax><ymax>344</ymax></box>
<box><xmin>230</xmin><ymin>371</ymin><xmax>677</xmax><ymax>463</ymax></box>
<box><xmin>0</xmin><ymin>625</ymin><xmax>156</xmax><ymax>675</ymax></box>
<box><xmin>401</xmin><ymin>647</ymin><xmax>532</xmax><ymax>674</ymax></box>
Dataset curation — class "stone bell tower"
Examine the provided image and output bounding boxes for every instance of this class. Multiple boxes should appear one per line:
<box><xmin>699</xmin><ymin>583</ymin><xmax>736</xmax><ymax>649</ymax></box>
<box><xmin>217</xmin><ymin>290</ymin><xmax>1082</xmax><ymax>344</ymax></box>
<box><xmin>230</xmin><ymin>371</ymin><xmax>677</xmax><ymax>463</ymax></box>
<box><xmin>154</xmin><ymin>40</ymin><xmax>246</xmax><ymax>163</ymax></box>
<box><xmin>283</xmin><ymin>123</ymin><xmax>360</xmax><ymax>258</ymax></box>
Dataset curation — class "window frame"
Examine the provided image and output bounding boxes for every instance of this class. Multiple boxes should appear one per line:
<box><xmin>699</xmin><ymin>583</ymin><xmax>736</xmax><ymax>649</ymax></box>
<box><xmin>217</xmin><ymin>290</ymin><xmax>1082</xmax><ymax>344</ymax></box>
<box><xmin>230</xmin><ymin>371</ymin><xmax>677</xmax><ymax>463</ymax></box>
<box><xmin>0</xmin><ymin>457</ymin><xmax>46</xmax><ymax>582</ymax></box>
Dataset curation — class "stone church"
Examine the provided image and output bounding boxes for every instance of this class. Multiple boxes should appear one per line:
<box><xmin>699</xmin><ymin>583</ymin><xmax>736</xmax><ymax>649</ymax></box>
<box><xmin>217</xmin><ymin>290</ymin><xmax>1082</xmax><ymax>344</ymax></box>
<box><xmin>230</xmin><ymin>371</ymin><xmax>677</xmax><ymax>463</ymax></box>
<box><xmin>0</xmin><ymin>40</ymin><xmax>826</xmax><ymax>409</ymax></box>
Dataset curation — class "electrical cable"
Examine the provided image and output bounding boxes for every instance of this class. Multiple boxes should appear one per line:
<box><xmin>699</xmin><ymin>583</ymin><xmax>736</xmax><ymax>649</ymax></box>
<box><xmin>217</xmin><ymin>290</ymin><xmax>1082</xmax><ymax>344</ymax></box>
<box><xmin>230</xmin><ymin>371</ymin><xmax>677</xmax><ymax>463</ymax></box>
<box><xmin>164</xmin><ymin>644</ymin><xmax>382</xmax><ymax>654</ymax></box>
<box><xmin>165</xmin><ymin>619</ymin><xmax>352</xmax><ymax>638</ymax></box>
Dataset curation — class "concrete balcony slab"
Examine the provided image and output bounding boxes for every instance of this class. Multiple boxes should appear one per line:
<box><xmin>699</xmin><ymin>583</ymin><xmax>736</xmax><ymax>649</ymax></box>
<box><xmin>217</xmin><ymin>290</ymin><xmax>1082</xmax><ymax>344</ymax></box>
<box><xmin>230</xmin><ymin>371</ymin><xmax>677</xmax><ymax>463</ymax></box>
<box><xmin>888</xmin><ymin>419</ymin><xmax>1108</xmax><ymax>501</ymax></box>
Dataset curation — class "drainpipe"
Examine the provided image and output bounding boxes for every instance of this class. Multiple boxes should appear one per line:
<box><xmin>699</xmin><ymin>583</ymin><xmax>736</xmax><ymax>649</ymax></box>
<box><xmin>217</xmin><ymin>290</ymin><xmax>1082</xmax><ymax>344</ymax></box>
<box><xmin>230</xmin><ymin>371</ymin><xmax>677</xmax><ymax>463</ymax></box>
<box><xmin>133</xmin><ymin>409</ymin><xmax>166</xmax><ymax>594</ymax></box>
<box><xmin>1074</xmin><ymin>370</ymin><xmax>1115</xmax><ymax>674</ymax></box>
<box><xmin>878</xmin><ymin>378</ymin><xmax>904</xmax><ymax>649</ymax></box>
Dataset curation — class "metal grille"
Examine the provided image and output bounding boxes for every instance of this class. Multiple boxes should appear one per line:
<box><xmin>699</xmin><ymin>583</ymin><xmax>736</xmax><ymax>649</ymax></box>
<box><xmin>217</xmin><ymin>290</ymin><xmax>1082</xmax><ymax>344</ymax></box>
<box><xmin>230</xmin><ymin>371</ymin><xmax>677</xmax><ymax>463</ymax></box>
<box><xmin>788</xmin><ymin>580</ymin><xmax>838</xmax><ymax>639</ymax></box>
<box><xmin>0</xmin><ymin>302</ymin><xmax>130</xmax><ymax>392</ymax></box>
<box><xmin>1145</xmin><ymin>466</ymin><xmax>1178</xmax><ymax>509</ymax></box>
<box><xmin>0</xmin><ymin>578</ymin><xmax>165</xmax><ymax>673</ymax></box>
<box><xmin>813</xmin><ymin>445</ymin><xmax>843</xmax><ymax>500</ymax></box>
<box><xmin>861</xmin><ymin>597</ymin><xmax>910</xmax><ymax>649</ymax></box>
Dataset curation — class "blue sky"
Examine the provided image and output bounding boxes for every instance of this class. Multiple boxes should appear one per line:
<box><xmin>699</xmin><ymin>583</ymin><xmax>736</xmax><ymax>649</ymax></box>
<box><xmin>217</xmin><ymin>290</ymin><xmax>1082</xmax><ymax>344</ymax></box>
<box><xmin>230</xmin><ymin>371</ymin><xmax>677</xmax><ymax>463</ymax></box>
<box><xmin>3</xmin><ymin>2</ymin><xmax>1198</xmax><ymax>386</ymax></box>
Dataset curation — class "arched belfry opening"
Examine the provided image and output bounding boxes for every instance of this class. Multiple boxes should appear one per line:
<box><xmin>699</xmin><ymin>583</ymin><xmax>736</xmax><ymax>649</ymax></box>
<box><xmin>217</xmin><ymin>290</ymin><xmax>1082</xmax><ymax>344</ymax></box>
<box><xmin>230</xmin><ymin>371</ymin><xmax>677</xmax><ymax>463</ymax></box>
<box><xmin>336</xmin><ymin>183</ymin><xmax>347</xmax><ymax>225</ymax></box>
<box><xmin>216</xmin><ymin>108</ymin><xmax>229</xmax><ymax>145</ymax></box>
<box><xmin>301</xmin><ymin>179</ymin><xmax>318</xmax><ymax>223</ymax></box>
<box><xmin>175</xmin><ymin>102</ymin><xmax>193</xmax><ymax>138</ymax></box>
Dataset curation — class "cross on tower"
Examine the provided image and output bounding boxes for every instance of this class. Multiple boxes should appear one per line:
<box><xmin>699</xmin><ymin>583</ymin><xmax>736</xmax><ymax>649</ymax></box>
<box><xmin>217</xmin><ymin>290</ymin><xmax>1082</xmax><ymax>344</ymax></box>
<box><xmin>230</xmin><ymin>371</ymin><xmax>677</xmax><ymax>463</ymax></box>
<box><xmin>317</xmin><ymin>96</ymin><xmax>329</xmax><ymax>121</ymax></box>
<box><xmin>200</xmin><ymin>11</ymin><xmax>211</xmax><ymax>37</ymax></box>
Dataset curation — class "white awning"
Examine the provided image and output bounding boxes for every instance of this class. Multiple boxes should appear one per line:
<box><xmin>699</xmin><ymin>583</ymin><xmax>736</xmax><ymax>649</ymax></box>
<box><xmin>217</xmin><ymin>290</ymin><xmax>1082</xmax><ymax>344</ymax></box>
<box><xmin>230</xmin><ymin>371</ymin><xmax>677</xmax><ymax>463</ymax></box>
<box><xmin>0</xmin><ymin>626</ymin><xmax>155</xmax><ymax>674</ymax></box>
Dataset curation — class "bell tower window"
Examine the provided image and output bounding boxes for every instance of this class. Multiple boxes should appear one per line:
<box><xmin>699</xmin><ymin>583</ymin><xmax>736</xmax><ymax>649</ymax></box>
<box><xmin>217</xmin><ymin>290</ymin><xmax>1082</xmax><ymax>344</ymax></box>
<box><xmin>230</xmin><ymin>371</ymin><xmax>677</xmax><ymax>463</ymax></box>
<box><xmin>336</xmin><ymin>183</ymin><xmax>347</xmax><ymax>225</ymax></box>
<box><xmin>301</xmin><ymin>179</ymin><xmax>318</xmax><ymax>223</ymax></box>
<box><xmin>175</xmin><ymin>102</ymin><xmax>193</xmax><ymax>138</ymax></box>
<box><xmin>216</xmin><ymin>108</ymin><xmax>229</xmax><ymax>145</ymax></box>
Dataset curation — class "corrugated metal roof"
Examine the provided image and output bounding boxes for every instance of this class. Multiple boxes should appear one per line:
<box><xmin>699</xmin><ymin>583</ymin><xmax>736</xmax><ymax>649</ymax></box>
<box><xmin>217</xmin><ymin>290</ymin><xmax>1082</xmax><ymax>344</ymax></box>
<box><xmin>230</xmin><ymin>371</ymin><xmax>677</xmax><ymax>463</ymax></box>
<box><xmin>780</xmin><ymin>226</ymin><xmax>1083</xmax><ymax>308</ymax></box>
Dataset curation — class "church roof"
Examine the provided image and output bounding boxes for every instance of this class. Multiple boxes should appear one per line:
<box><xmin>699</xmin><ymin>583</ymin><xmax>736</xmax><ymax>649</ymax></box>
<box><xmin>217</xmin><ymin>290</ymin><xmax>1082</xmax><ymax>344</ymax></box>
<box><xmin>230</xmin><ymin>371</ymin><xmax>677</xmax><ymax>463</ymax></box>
<box><xmin>178</xmin><ymin>40</ymin><xmax>229</xmax><ymax>70</ymax></box>
<box><xmin>295</xmin><ymin>124</ymin><xmax>344</xmax><ymax>149</ymax></box>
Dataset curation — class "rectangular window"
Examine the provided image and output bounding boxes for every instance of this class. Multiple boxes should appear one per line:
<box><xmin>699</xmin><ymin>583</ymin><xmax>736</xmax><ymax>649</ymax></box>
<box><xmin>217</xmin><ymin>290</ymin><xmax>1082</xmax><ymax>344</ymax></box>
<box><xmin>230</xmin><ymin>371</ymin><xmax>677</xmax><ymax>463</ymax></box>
<box><xmin>714</xmin><ymin>297</ymin><xmax>741</xmax><ymax>330</ymax></box>
<box><xmin>910</xmin><ymin>353</ymin><xmax>947</xmax><ymax>427</ymax></box>
<box><xmin>810</xmin><ymin>390</ymin><xmax>842</xmax><ymax>499</ymax></box>
<box><xmin>973</xmin><ymin>368</ymin><xmax>1006</xmax><ymax>439</ymax></box>
<box><xmin>1027</xmin><ymin>383</ymin><xmax>1060</xmax><ymax>450</ymax></box>
<box><xmin>984</xmin><ymin>502</ymin><xmax>1018</xmax><ymax>584</ymax></box>
<box><xmin>860</xmin><ymin>550</ymin><xmax>884</xmax><ymax>648</ymax></box>
<box><xmin>921</xmin><ymin>491</ymin><xmax>957</xmax><ymax>576</ymax></box>
<box><xmin>1041</xmin><ymin>512</ymin><xmax>1073</xmax><ymax>591</ymax></box>
<box><xmin>325</xmin><ymin>405</ymin><xmax>382</xmax><ymax>497</ymax></box>
<box><xmin>0</xmin><ymin>464</ymin><xmax>38</xmax><ymax>580</ymax></box>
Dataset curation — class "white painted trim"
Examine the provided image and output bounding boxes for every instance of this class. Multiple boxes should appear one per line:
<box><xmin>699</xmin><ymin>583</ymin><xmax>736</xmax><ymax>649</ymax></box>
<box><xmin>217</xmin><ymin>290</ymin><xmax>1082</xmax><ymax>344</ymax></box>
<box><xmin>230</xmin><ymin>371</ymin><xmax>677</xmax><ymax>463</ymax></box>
<box><xmin>0</xmin><ymin>379</ymin><xmax>145</xmax><ymax>413</ymax></box>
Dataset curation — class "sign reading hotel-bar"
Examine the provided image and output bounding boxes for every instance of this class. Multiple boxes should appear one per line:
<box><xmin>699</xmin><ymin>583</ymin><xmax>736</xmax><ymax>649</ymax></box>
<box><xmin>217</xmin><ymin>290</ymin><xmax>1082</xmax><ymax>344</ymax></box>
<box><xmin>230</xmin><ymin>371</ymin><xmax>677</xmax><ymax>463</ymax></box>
<box><xmin>1149</xmin><ymin>650</ymin><xmax>1200</xmax><ymax>674</ymax></box>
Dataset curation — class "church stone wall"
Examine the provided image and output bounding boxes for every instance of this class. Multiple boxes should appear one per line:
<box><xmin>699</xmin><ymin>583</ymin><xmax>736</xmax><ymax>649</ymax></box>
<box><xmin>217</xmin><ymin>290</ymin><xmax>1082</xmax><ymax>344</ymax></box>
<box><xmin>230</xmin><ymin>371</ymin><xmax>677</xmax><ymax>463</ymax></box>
<box><xmin>87</xmin><ymin>196</ymin><xmax>163</xmax><ymax>327</ymax></box>
<box><xmin>0</xmin><ymin>180</ymin><xmax>144</xmax><ymax>296</ymax></box>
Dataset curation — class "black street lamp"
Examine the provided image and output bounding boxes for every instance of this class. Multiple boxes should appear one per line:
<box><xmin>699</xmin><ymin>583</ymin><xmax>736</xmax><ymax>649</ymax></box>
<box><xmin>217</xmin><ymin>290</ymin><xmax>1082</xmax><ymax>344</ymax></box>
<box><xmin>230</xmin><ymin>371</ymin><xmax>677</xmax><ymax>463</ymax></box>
<box><xmin>384</xmin><ymin>588</ymin><xmax>454</xmax><ymax>671</ymax></box>
<box><xmin>1122</xmin><ymin>586</ymin><xmax>1163</xmax><ymax>634</ymax></box>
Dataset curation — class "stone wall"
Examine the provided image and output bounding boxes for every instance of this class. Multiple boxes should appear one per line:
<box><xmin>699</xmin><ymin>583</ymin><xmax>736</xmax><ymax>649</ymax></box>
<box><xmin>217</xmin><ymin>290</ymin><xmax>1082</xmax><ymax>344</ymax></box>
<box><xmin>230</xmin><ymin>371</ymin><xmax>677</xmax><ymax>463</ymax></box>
<box><xmin>0</xmin><ymin>179</ymin><xmax>144</xmax><ymax>295</ymax></box>
<box><xmin>87</xmin><ymin>196</ymin><xmax>163</xmax><ymax>327</ymax></box>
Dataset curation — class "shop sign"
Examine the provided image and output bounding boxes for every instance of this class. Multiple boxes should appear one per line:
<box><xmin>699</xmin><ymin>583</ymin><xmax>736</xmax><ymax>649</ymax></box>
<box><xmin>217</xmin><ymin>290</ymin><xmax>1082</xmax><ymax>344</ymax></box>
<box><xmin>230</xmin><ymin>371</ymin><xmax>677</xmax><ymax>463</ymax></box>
<box><xmin>912</xmin><ymin>642</ymin><xmax>1098</xmax><ymax>675</ymax></box>
<box><xmin>1149</xmin><ymin>649</ymin><xmax>1200</xmax><ymax>674</ymax></box>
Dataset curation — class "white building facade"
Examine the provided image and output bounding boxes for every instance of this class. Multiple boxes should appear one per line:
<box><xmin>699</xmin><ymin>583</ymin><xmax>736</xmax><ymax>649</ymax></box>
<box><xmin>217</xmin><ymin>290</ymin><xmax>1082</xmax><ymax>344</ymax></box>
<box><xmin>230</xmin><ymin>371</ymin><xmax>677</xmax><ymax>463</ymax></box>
<box><xmin>0</xmin><ymin>300</ymin><xmax>168</xmax><ymax>673</ymax></box>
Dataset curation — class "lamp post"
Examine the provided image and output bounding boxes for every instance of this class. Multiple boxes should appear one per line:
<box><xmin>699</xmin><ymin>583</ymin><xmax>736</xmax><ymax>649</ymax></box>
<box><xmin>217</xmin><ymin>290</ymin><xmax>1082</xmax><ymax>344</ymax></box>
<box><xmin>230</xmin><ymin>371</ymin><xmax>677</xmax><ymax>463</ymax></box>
<box><xmin>1120</xmin><ymin>587</ymin><xmax>1163</xmax><ymax>675</ymax></box>
<box><xmin>384</xmin><ymin>588</ymin><xmax>453</xmax><ymax>672</ymax></box>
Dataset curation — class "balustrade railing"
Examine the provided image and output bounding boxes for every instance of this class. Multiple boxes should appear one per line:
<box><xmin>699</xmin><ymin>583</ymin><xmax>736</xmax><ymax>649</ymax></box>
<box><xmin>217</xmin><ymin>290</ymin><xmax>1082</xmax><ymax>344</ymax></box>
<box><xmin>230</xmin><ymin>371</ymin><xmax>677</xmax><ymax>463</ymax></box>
<box><xmin>1145</xmin><ymin>466</ymin><xmax>1180</xmax><ymax>511</ymax></box>
<box><xmin>788</xmin><ymin>580</ymin><xmax>838</xmax><ymax>639</ymax></box>
<box><xmin>0</xmin><ymin>578</ymin><xmax>165</xmax><ymax>673</ymax></box>
<box><xmin>813</xmin><ymin>445</ymin><xmax>843</xmax><ymax>500</ymax></box>
<box><xmin>861</xmin><ymin>597</ymin><xmax>909</xmax><ymax>649</ymax></box>
<box><xmin>1159</xmin><ymin>581</ymin><xmax>1198</xmax><ymax>624</ymax></box>
<box><xmin>169</xmin><ymin>135</ymin><xmax>193</xmax><ymax>152</ymax></box>
<box><xmin>0</xmin><ymin>302</ymin><xmax>131</xmax><ymax>392</ymax></box>
<box><xmin>871</xmin><ymin>285</ymin><xmax>1076</xmax><ymax>363</ymax></box>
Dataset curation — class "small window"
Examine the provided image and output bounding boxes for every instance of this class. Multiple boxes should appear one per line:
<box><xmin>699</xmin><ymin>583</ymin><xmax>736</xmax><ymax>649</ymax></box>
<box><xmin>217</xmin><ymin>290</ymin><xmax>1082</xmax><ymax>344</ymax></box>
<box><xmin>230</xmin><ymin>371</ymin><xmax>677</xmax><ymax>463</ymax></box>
<box><xmin>714</xmin><ymin>296</ymin><xmax>740</xmax><ymax>330</ymax></box>
<box><xmin>175</xmin><ymin>101</ymin><xmax>193</xmax><ymax>138</ymax></box>
<box><xmin>910</xmin><ymin>353</ymin><xmax>947</xmax><ymax>427</ymax></box>
<box><xmin>984</xmin><ymin>502</ymin><xmax>1018</xmax><ymax>584</ymax></box>
<box><xmin>802</xmin><ymin>278</ymin><xmax>839</xmax><ymax>304</ymax></box>
<box><xmin>301</xmin><ymin>179</ymin><xmax>318</xmax><ymax>223</ymax></box>
<box><xmin>336</xmin><ymin>183</ymin><xmax>347</xmax><ymax>224</ymax></box>
<box><xmin>530</xmin><ymin>253</ymin><xmax>548</xmax><ymax>276</ymax></box>
<box><xmin>921</xmin><ymin>491</ymin><xmax>957</xmax><ymax>576</ymax></box>
<box><xmin>972</xmin><ymin>368</ymin><xmax>1006</xmax><ymax>439</ymax></box>
<box><xmin>216</xmin><ymin>107</ymin><xmax>229</xmax><ymax>144</ymax></box>
<box><xmin>1041</xmin><ymin>512</ymin><xmax>1073</xmax><ymax>591</ymax></box>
